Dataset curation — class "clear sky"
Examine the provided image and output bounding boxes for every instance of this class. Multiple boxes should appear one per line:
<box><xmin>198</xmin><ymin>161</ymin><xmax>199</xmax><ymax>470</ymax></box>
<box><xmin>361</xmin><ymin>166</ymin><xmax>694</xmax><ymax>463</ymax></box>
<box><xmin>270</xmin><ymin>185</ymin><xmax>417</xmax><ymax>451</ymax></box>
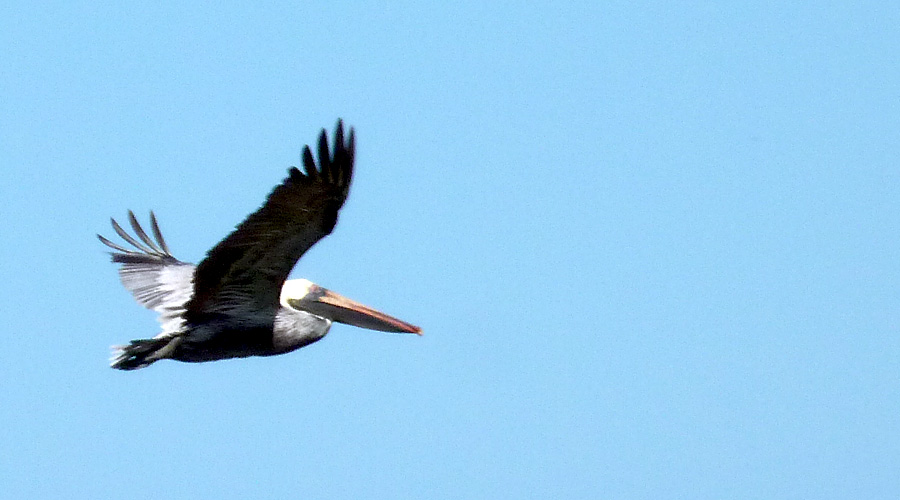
<box><xmin>1</xmin><ymin>1</ymin><xmax>898</xmax><ymax>498</ymax></box>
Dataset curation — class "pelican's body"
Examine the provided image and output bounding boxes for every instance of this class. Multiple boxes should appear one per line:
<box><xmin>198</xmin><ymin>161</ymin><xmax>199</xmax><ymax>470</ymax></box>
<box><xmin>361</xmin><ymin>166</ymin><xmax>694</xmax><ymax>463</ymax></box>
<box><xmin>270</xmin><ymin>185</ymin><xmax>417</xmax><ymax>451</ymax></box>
<box><xmin>99</xmin><ymin>121</ymin><xmax>421</xmax><ymax>370</ymax></box>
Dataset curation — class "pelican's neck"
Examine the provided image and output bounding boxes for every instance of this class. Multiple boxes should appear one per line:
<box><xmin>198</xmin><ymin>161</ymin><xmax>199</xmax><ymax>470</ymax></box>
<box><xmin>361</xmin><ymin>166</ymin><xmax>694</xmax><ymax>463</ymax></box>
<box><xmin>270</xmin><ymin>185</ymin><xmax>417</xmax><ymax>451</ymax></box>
<box><xmin>272</xmin><ymin>307</ymin><xmax>332</xmax><ymax>353</ymax></box>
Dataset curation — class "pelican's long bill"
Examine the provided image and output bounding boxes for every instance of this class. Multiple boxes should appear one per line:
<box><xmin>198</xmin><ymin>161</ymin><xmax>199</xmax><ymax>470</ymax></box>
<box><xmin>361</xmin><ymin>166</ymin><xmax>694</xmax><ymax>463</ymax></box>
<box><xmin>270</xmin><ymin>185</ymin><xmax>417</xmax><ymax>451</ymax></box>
<box><xmin>288</xmin><ymin>285</ymin><xmax>422</xmax><ymax>335</ymax></box>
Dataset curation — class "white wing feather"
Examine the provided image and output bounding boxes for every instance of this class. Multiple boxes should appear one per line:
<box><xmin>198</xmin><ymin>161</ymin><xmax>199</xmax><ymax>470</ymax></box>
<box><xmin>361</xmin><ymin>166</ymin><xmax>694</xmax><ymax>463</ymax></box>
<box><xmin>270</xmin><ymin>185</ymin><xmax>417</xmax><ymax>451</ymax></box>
<box><xmin>99</xmin><ymin>211</ymin><xmax>195</xmax><ymax>337</ymax></box>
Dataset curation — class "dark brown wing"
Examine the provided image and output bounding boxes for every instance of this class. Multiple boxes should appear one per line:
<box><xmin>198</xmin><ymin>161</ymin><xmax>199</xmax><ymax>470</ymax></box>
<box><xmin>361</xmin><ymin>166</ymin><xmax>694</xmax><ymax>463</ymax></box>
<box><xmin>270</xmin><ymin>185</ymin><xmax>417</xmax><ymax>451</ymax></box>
<box><xmin>184</xmin><ymin>120</ymin><xmax>355</xmax><ymax>319</ymax></box>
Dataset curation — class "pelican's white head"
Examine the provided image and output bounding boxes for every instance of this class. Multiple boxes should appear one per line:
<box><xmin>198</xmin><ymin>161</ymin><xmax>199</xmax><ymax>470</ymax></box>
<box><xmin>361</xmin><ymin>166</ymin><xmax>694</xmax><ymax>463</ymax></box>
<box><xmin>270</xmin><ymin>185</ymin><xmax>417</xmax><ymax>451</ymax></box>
<box><xmin>280</xmin><ymin>279</ymin><xmax>318</xmax><ymax>309</ymax></box>
<box><xmin>280</xmin><ymin>278</ymin><xmax>422</xmax><ymax>334</ymax></box>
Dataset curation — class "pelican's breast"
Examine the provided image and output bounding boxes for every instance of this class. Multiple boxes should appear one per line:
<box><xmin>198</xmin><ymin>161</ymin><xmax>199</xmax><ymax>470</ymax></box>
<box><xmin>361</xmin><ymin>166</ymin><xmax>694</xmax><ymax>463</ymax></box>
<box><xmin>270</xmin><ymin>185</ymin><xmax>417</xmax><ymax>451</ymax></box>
<box><xmin>272</xmin><ymin>308</ymin><xmax>332</xmax><ymax>353</ymax></box>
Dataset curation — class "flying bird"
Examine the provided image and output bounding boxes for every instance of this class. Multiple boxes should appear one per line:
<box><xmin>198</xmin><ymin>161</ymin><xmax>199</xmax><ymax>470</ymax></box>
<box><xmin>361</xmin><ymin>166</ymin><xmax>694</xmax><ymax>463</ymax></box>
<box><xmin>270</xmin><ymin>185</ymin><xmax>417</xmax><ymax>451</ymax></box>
<box><xmin>99</xmin><ymin>120</ymin><xmax>421</xmax><ymax>370</ymax></box>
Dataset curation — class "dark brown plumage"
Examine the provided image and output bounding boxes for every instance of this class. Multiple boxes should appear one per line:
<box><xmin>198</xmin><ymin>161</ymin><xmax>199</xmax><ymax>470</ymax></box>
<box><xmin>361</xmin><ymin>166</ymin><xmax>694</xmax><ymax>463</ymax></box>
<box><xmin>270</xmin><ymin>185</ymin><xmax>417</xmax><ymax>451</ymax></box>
<box><xmin>184</xmin><ymin>120</ymin><xmax>355</xmax><ymax>321</ymax></box>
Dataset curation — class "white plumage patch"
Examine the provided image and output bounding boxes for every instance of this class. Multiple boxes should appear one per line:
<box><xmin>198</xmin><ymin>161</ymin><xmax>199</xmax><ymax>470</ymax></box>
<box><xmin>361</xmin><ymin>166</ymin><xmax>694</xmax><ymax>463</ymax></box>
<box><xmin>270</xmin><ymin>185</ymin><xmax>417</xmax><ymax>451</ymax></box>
<box><xmin>118</xmin><ymin>262</ymin><xmax>194</xmax><ymax>336</ymax></box>
<box><xmin>279</xmin><ymin>278</ymin><xmax>317</xmax><ymax>309</ymax></box>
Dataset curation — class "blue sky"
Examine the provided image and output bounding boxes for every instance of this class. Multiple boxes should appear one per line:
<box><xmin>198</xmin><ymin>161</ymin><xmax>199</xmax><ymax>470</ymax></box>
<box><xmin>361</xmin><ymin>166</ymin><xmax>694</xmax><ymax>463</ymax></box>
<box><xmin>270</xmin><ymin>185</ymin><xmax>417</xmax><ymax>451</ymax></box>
<box><xmin>2</xmin><ymin>1</ymin><xmax>899</xmax><ymax>498</ymax></box>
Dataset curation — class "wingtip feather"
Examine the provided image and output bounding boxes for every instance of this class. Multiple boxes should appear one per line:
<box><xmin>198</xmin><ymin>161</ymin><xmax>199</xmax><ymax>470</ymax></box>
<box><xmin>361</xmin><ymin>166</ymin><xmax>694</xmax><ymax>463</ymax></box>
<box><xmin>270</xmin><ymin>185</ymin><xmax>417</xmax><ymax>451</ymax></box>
<box><xmin>149</xmin><ymin>211</ymin><xmax>171</xmax><ymax>255</ymax></box>
<box><xmin>318</xmin><ymin>128</ymin><xmax>332</xmax><ymax>180</ymax></box>
<box><xmin>128</xmin><ymin>210</ymin><xmax>161</xmax><ymax>254</ymax></box>
<box><xmin>100</xmin><ymin>212</ymin><xmax>178</xmax><ymax>262</ymax></box>
<box><xmin>302</xmin><ymin>146</ymin><xmax>317</xmax><ymax>178</ymax></box>
<box><xmin>111</xmin><ymin>217</ymin><xmax>154</xmax><ymax>254</ymax></box>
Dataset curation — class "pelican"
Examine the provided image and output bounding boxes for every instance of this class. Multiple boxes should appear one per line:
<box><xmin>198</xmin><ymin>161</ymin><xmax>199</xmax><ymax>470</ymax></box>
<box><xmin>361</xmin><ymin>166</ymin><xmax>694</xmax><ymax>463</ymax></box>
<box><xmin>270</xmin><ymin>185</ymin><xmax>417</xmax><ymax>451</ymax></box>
<box><xmin>99</xmin><ymin>120</ymin><xmax>421</xmax><ymax>370</ymax></box>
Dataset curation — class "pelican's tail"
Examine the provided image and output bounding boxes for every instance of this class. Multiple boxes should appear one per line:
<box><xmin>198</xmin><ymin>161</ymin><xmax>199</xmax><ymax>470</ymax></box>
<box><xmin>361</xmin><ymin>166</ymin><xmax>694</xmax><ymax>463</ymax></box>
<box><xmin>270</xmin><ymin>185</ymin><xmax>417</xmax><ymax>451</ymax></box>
<box><xmin>110</xmin><ymin>336</ymin><xmax>181</xmax><ymax>370</ymax></box>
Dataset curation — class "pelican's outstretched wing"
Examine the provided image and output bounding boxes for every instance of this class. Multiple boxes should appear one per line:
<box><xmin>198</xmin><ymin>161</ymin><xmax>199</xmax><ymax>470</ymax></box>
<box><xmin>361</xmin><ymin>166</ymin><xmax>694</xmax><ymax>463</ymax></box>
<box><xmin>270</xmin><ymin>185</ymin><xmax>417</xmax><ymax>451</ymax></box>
<box><xmin>184</xmin><ymin>120</ymin><xmax>355</xmax><ymax>319</ymax></box>
<box><xmin>98</xmin><ymin>211</ymin><xmax>195</xmax><ymax>335</ymax></box>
